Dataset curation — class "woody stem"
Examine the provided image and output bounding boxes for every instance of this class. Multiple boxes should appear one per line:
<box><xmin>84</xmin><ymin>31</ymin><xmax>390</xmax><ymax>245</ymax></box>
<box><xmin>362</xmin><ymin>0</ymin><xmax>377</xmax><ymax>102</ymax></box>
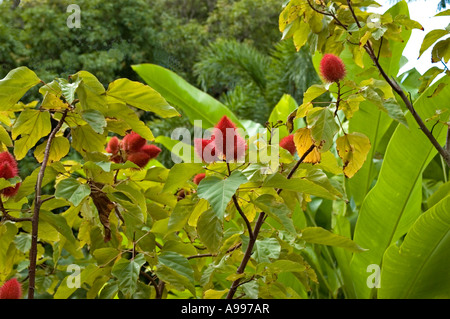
<box><xmin>28</xmin><ymin>109</ymin><xmax>68</xmax><ymax>299</ymax></box>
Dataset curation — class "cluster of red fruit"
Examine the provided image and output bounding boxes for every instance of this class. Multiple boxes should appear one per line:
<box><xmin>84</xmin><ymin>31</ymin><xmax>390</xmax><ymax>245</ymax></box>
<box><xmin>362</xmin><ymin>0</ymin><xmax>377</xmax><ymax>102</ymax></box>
<box><xmin>194</xmin><ymin>115</ymin><xmax>247</xmax><ymax>163</ymax></box>
<box><xmin>106</xmin><ymin>132</ymin><xmax>161</xmax><ymax>168</ymax></box>
<box><xmin>0</xmin><ymin>151</ymin><xmax>21</xmax><ymax>197</ymax></box>
<box><xmin>0</xmin><ymin>278</ymin><xmax>22</xmax><ymax>299</ymax></box>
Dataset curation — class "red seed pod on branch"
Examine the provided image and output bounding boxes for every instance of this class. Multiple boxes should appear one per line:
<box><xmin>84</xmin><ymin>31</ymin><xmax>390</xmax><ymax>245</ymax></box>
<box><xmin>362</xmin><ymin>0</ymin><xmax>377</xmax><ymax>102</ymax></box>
<box><xmin>193</xmin><ymin>173</ymin><xmax>206</xmax><ymax>185</ymax></box>
<box><xmin>319</xmin><ymin>53</ymin><xmax>346</xmax><ymax>83</ymax></box>
<box><xmin>0</xmin><ymin>152</ymin><xmax>21</xmax><ymax>198</ymax></box>
<box><xmin>280</xmin><ymin>134</ymin><xmax>296</xmax><ymax>155</ymax></box>
<box><xmin>106</xmin><ymin>136</ymin><xmax>120</xmax><ymax>155</ymax></box>
<box><xmin>194</xmin><ymin>138</ymin><xmax>217</xmax><ymax>163</ymax></box>
<box><xmin>213</xmin><ymin>115</ymin><xmax>247</xmax><ymax>161</ymax></box>
<box><xmin>0</xmin><ymin>278</ymin><xmax>22</xmax><ymax>299</ymax></box>
<box><xmin>122</xmin><ymin>132</ymin><xmax>146</xmax><ymax>153</ymax></box>
<box><xmin>140</xmin><ymin>144</ymin><xmax>161</xmax><ymax>159</ymax></box>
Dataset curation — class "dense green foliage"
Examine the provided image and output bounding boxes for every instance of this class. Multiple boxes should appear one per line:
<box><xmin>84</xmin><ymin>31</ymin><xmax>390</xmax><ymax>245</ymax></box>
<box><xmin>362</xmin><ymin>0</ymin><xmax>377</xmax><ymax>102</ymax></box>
<box><xmin>0</xmin><ymin>0</ymin><xmax>449</xmax><ymax>301</ymax></box>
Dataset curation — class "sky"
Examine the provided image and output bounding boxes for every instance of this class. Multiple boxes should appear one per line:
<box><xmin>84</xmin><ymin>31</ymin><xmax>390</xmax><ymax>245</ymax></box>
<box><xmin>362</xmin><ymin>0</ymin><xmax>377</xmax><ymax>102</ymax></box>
<box><xmin>369</xmin><ymin>0</ymin><xmax>449</xmax><ymax>75</ymax></box>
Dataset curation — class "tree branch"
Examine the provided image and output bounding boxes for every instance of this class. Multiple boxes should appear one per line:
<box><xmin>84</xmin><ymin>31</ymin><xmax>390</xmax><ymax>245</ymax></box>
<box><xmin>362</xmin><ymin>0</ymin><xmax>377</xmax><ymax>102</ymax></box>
<box><xmin>226</xmin><ymin>144</ymin><xmax>316</xmax><ymax>299</ymax></box>
<box><xmin>0</xmin><ymin>196</ymin><xmax>32</xmax><ymax>222</ymax></box>
<box><xmin>347</xmin><ymin>0</ymin><xmax>450</xmax><ymax>167</ymax></box>
<box><xmin>28</xmin><ymin>109</ymin><xmax>69</xmax><ymax>299</ymax></box>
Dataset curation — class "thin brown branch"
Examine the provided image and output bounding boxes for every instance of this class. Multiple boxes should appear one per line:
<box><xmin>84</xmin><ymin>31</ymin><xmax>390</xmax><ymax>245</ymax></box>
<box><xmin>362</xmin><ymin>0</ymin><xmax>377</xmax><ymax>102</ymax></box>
<box><xmin>0</xmin><ymin>197</ymin><xmax>32</xmax><ymax>222</ymax></box>
<box><xmin>346</xmin><ymin>0</ymin><xmax>450</xmax><ymax>167</ymax></box>
<box><xmin>226</xmin><ymin>145</ymin><xmax>317</xmax><ymax>299</ymax></box>
<box><xmin>28</xmin><ymin>109</ymin><xmax>69</xmax><ymax>299</ymax></box>
<box><xmin>232</xmin><ymin>195</ymin><xmax>254</xmax><ymax>241</ymax></box>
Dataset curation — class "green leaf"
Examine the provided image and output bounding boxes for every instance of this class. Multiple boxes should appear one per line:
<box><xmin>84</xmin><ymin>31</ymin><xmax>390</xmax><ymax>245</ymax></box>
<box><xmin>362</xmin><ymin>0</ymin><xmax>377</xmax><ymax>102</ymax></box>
<box><xmin>154</xmin><ymin>135</ymin><xmax>195</xmax><ymax>163</ymax></box>
<box><xmin>14</xmin><ymin>166</ymin><xmax>58</xmax><ymax>202</ymax></box>
<box><xmin>0</xmin><ymin>125</ymin><xmax>13</xmax><ymax>147</ymax></box>
<box><xmin>162</xmin><ymin>163</ymin><xmax>204</xmax><ymax>194</ymax></box>
<box><xmin>0</xmin><ymin>67</ymin><xmax>41</xmax><ymax>111</ymax></box>
<box><xmin>81</xmin><ymin>109</ymin><xmax>107</xmax><ymax>134</ymax></box>
<box><xmin>197</xmin><ymin>170</ymin><xmax>248</xmax><ymax>219</ymax></box>
<box><xmin>57</xmin><ymin>77</ymin><xmax>81</xmax><ymax>104</ymax></box>
<box><xmin>197</xmin><ymin>208</ymin><xmax>223</xmax><ymax>254</ymax></box>
<box><xmin>39</xmin><ymin>210</ymin><xmax>78</xmax><ymax>246</ymax></box>
<box><xmin>55</xmin><ymin>178</ymin><xmax>91</xmax><ymax>207</ymax></box>
<box><xmin>350</xmin><ymin>75</ymin><xmax>450</xmax><ymax>299</ymax></box>
<box><xmin>262</xmin><ymin>173</ymin><xmax>339</xmax><ymax>200</ymax></box>
<box><xmin>253</xmin><ymin>194</ymin><xmax>296</xmax><ymax>235</ymax></box>
<box><xmin>156</xmin><ymin>251</ymin><xmax>196</xmax><ymax>296</ymax></box>
<box><xmin>106</xmin><ymin>78</ymin><xmax>179</xmax><ymax>118</ymax></box>
<box><xmin>303</xmin><ymin>84</ymin><xmax>327</xmax><ymax>104</ymax></box>
<box><xmin>111</xmin><ymin>254</ymin><xmax>146</xmax><ymax>299</ymax></box>
<box><xmin>132</xmin><ymin>64</ymin><xmax>242</xmax><ymax>129</ymax></box>
<box><xmin>254</xmin><ymin>238</ymin><xmax>281</xmax><ymax>263</ymax></box>
<box><xmin>306</xmin><ymin>107</ymin><xmax>339</xmax><ymax>152</ymax></box>
<box><xmin>292</xmin><ymin>19</ymin><xmax>311</xmax><ymax>51</ymax></box>
<box><xmin>167</xmin><ymin>199</ymin><xmax>197</xmax><ymax>233</ymax></box>
<box><xmin>12</xmin><ymin>109</ymin><xmax>52</xmax><ymax>160</ymax></box>
<box><xmin>105</xmin><ymin>103</ymin><xmax>154</xmax><ymax>141</ymax></box>
<box><xmin>72</xmin><ymin>71</ymin><xmax>107</xmax><ymax>111</ymax></box>
<box><xmin>301</xmin><ymin>227</ymin><xmax>366</xmax><ymax>252</ymax></box>
<box><xmin>34</xmin><ymin>136</ymin><xmax>70</xmax><ymax>163</ymax></box>
<box><xmin>71</xmin><ymin>124</ymin><xmax>107</xmax><ymax>154</ymax></box>
<box><xmin>418</xmin><ymin>29</ymin><xmax>449</xmax><ymax>58</ymax></box>
<box><xmin>54</xmin><ymin>264</ymin><xmax>111</xmax><ymax>299</ymax></box>
<box><xmin>379</xmin><ymin>196</ymin><xmax>450</xmax><ymax>298</ymax></box>
<box><xmin>431</xmin><ymin>38</ymin><xmax>450</xmax><ymax>63</ymax></box>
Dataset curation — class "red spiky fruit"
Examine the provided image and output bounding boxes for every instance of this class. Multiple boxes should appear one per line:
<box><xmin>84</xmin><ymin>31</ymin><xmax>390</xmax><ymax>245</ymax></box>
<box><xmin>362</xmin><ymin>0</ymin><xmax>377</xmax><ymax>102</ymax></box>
<box><xmin>0</xmin><ymin>152</ymin><xmax>18</xmax><ymax>177</ymax></box>
<box><xmin>0</xmin><ymin>152</ymin><xmax>20</xmax><ymax>198</ymax></box>
<box><xmin>122</xmin><ymin>132</ymin><xmax>146</xmax><ymax>153</ymax></box>
<box><xmin>194</xmin><ymin>138</ymin><xmax>217</xmax><ymax>163</ymax></box>
<box><xmin>106</xmin><ymin>136</ymin><xmax>120</xmax><ymax>155</ymax></box>
<box><xmin>127</xmin><ymin>152</ymin><xmax>151</xmax><ymax>168</ymax></box>
<box><xmin>0</xmin><ymin>278</ymin><xmax>22</xmax><ymax>299</ymax></box>
<box><xmin>213</xmin><ymin>115</ymin><xmax>246</xmax><ymax>161</ymax></box>
<box><xmin>140</xmin><ymin>144</ymin><xmax>161</xmax><ymax>159</ymax></box>
<box><xmin>280</xmin><ymin>134</ymin><xmax>296</xmax><ymax>155</ymax></box>
<box><xmin>193</xmin><ymin>173</ymin><xmax>206</xmax><ymax>185</ymax></box>
<box><xmin>319</xmin><ymin>53</ymin><xmax>346</xmax><ymax>83</ymax></box>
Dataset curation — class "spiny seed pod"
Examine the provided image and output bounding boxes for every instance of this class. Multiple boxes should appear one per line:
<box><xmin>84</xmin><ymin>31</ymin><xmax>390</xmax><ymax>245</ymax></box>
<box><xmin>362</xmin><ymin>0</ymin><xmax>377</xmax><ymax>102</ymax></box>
<box><xmin>127</xmin><ymin>152</ymin><xmax>151</xmax><ymax>168</ymax></box>
<box><xmin>122</xmin><ymin>132</ymin><xmax>146</xmax><ymax>153</ymax></box>
<box><xmin>320</xmin><ymin>53</ymin><xmax>346</xmax><ymax>83</ymax></box>
<box><xmin>194</xmin><ymin>138</ymin><xmax>217</xmax><ymax>163</ymax></box>
<box><xmin>213</xmin><ymin>115</ymin><xmax>247</xmax><ymax>161</ymax></box>
<box><xmin>106</xmin><ymin>136</ymin><xmax>120</xmax><ymax>155</ymax></box>
<box><xmin>280</xmin><ymin>134</ymin><xmax>296</xmax><ymax>155</ymax></box>
<box><xmin>0</xmin><ymin>278</ymin><xmax>22</xmax><ymax>299</ymax></box>
<box><xmin>0</xmin><ymin>152</ymin><xmax>20</xmax><ymax>198</ymax></box>
<box><xmin>140</xmin><ymin>144</ymin><xmax>161</xmax><ymax>159</ymax></box>
<box><xmin>193</xmin><ymin>173</ymin><xmax>206</xmax><ymax>185</ymax></box>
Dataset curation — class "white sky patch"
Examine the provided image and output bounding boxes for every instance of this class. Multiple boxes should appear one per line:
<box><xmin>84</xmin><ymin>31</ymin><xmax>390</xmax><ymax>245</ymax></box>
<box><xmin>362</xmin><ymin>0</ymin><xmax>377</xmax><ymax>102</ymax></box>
<box><xmin>368</xmin><ymin>0</ymin><xmax>449</xmax><ymax>75</ymax></box>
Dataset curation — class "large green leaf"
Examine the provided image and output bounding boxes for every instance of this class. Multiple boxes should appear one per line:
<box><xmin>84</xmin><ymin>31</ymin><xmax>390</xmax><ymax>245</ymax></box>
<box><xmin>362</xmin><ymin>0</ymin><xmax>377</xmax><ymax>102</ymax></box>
<box><xmin>105</xmin><ymin>103</ymin><xmax>154</xmax><ymax>141</ymax></box>
<box><xmin>155</xmin><ymin>251</ymin><xmax>196</xmax><ymax>297</ymax></box>
<box><xmin>197</xmin><ymin>170</ymin><xmax>248</xmax><ymax>219</ymax></box>
<box><xmin>379</xmin><ymin>196</ymin><xmax>450</xmax><ymax>298</ymax></box>
<box><xmin>0</xmin><ymin>67</ymin><xmax>41</xmax><ymax>111</ymax></box>
<box><xmin>162</xmin><ymin>163</ymin><xmax>204</xmax><ymax>194</ymax></box>
<box><xmin>350</xmin><ymin>75</ymin><xmax>450</xmax><ymax>299</ymax></box>
<box><xmin>197</xmin><ymin>208</ymin><xmax>223</xmax><ymax>253</ymax></box>
<box><xmin>253</xmin><ymin>194</ymin><xmax>296</xmax><ymax>235</ymax></box>
<box><xmin>301</xmin><ymin>227</ymin><xmax>366</xmax><ymax>253</ymax></box>
<box><xmin>111</xmin><ymin>254</ymin><xmax>146</xmax><ymax>299</ymax></box>
<box><xmin>262</xmin><ymin>172</ymin><xmax>339</xmax><ymax>200</ymax></box>
<box><xmin>12</xmin><ymin>109</ymin><xmax>52</xmax><ymax>160</ymax></box>
<box><xmin>72</xmin><ymin>71</ymin><xmax>107</xmax><ymax>111</ymax></box>
<box><xmin>106</xmin><ymin>78</ymin><xmax>179</xmax><ymax>118</ymax></box>
<box><xmin>55</xmin><ymin>178</ymin><xmax>91</xmax><ymax>207</ymax></box>
<box><xmin>132</xmin><ymin>64</ymin><xmax>242</xmax><ymax>129</ymax></box>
